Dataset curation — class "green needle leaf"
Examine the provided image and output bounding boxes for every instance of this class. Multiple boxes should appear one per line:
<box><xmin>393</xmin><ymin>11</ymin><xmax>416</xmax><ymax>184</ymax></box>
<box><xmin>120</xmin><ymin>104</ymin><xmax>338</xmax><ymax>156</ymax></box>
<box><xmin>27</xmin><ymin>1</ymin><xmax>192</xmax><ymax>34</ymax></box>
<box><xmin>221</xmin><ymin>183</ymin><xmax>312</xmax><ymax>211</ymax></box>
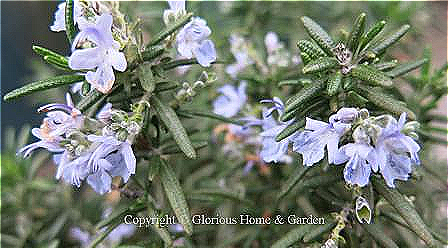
<box><xmin>359</xmin><ymin>20</ymin><xmax>386</xmax><ymax>50</ymax></box>
<box><xmin>351</xmin><ymin>64</ymin><xmax>393</xmax><ymax>87</ymax></box>
<box><xmin>148</xmin><ymin>13</ymin><xmax>193</xmax><ymax>46</ymax></box>
<box><xmin>386</xmin><ymin>59</ymin><xmax>428</xmax><ymax>78</ymax></box>
<box><xmin>303</xmin><ymin>219</ymin><xmax>336</xmax><ymax>243</ymax></box>
<box><xmin>277</xmin><ymin>166</ymin><xmax>310</xmax><ymax>200</ymax></box>
<box><xmin>159</xmin><ymin>158</ymin><xmax>193</xmax><ymax>235</ymax></box>
<box><xmin>151</xmin><ymin>96</ymin><xmax>197</xmax><ymax>159</ymax></box>
<box><xmin>147</xmin><ymin>204</ymin><xmax>173</xmax><ymax>246</ymax></box>
<box><xmin>275</xmin><ymin>119</ymin><xmax>305</xmax><ymax>142</ymax></box>
<box><xmin>347</xmin><ymin>13</ymin><xmax>366</xmax><ymax>52</ymax></box>
<box><xmin>301</xmin><ymin>16</ymin><xmax>335</xmax><ymax>56</ymax></box>
<box><xmin>284</xmin><ymin>80</ymin><xmax>325</xmax><ymax>114</ymax></box>
<box><xmin>177</xmin><ymin>109</ymin><xmax>244</xmax><ymax>126</ymax></box>
<box><xmin>271</xmin><ymin>224</ymin><xmax>313</xmax><ymax>248</ymax></box>
<box><xmin>64</xmin><ymin>0</ymin><xmax>77</xmax><ymax>44</ymax></box>
<box><xmin>302</xmin><ymin>57</ymin><xmax>339</xmax><ymax>74</ymax></box>
<box><xmin>188</xmin><ymin>189</ymin><xmax>254</xmax><ymax>206</ymax></box>
<box><xmin>4</xmin><ymin>75</ymin><xmax>84</xmax><ymax>101</ymax></box>
<box><xmin>32</xmin><ymin>45</ymin><xmax>67</xmax><ymax>60</ymax></box>
<box><xmin>297</xmin><ymin>40</ymin><xmax>326</xmax><ymax>60</ymax></box>
<box><xmin>142</xmin><ymin>45</ymin><xmax>165</xmax><ymax>62</ymax></box>
<box><xmin>361</xmin><ymin>222</ymin><xmax>398</xmax><ymax>247</ymax></box>
<box><xmin>372</xmin><ymin>177</ymin><xmax>440</xmax><ymax>247</ymax></box>
<box><xmin>327</xmin><ymin>71</ymin><xmax>342</xmax><ymax>96</ymax></box>
<box><xmin>76</xmin><ymin>89</ymin><xmax>104</xmax><ymax>112</ymax></box>
<box><xmin>370</xmin><ymin>24</ymin><xmax>410</xmax><ymax>56</ymax></box>
<box><xmin>137</xmin><ymin>63</ymin><xmax>155</xmax><ymax>93</ymax></box>
<box><xmin>358</xmin><ymin>85</ymin><xmax>416</xmax><ymax>120</ymax></box>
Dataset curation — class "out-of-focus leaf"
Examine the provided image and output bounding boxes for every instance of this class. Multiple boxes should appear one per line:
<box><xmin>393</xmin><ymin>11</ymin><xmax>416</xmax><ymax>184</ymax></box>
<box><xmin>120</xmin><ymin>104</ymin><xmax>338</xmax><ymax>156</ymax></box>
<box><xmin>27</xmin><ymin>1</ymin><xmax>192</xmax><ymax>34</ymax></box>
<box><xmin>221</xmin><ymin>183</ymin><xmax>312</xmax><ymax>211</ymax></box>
<box><xmin>271</xmin><ymin>224</ymin><xmax>313</xmax><ymax>248</ymax></box>
<box><xmin>148</xmin><ymin>13</ymin><xmax>193</xmax><ymax>46</ymax></box>
<box><xmin>372</xmin><ymin>177</ymin><xmax>440</xmax><ymax>247</ymax></box>
<box><xmin>361</xmin><ymin>222</ymin><xmax>398</xmax><ymax>247</ymax></box>
<box><xmin>151</xmin><ymin>96</ymin><xmax>196</xmax><ymax>159</ymax></box>
<box><xmin>303</xmin><ymin>218</ymin><xmax>336</xmax><ymax>243</ymax></box>
<box><xmin>278</xmin><ymin>166</ymin><xmax>310</xmax><ymax>200</ymax></box>
<box><xmin>159</xmin><ymin>159</ymin><xmax>193</xmax><ymax>235</ymax></box>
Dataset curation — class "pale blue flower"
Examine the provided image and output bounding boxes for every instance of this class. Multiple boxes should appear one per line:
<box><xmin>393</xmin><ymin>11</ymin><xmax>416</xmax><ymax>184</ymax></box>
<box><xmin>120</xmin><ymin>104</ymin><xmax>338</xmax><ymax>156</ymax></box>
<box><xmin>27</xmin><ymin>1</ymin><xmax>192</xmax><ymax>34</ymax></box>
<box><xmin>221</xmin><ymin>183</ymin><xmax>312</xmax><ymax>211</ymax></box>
<box><xmin>291</xmin><ymin>108</ymin><xmax>356</xmax><ymax>166</ymax></box>
<box><xmin>226</xmin><ymin>34</ymin><xmax>254</xmax><ymax>78</ymax></box>
<box><xmin>339</xmin><ymin>142</ymin><xmax>378</xmax><ymax>187</ymax></box>
<box><xmin>19</xmin><ymin>93</ymin><xmax>83</xmax><ymax>157</ymax></box>
<box><xmin>55</xmin><ymin>151</ymin><xmax>91</xmax><ymax>188</ymax></box>
<box><xmin>213</xmin><ymin>82</ymin><xmax>247</xmax><ymax>118</ymax></box>
<box><xmin>176</xmin><ymin>17</ymin><xmax>216</xmax><ymax>67</ymax></box>
<box><xmin>85</xmin><ymin>135</ymin><xmax>136</xmax><ymax>194</ymax></box>
<box><xmin>375</xmin><ymin>113</ymin><xmax>420</xmax><ymax>187</ymax></box>
<box><xmin>69</xmin><ymin>14</ymin><xmax>127</xmax><ymax>94</ymax></box>
<box><xmin>258</xmin><ymin>97</ymin><xmax>294</xmax><ymax>163</ymax></box>
<box><xmin>50</xmin><ymin>0</ymin><xmax>83</xmax><ymax>32</ymax></box>
<box><xmin>163</xmin><ymin>0</ymin><xmax>186</xmax><ymax>25</ymax></box>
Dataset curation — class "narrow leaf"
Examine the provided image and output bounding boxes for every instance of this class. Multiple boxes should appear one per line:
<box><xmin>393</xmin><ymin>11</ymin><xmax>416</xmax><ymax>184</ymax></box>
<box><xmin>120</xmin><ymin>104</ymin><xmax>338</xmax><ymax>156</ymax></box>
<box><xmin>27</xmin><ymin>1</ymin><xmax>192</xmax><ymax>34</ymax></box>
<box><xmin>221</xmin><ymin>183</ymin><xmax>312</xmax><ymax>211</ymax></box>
<box><xmin>280</xmin><ymin>109</ymin><xmax>298</xmax><ymax>122</ymax></box>
<box><xmin>370</xmin><ymin>24</ymin><xmax>410</xmax><ymax>56</ymax></box>
<box><xmin>347</xmin><ymin>13</ymin><xmax>366</xmax><ymax>52</ymax></box>
<box><xmin>177</xmin><ymin>109</ymin><xmax>244</xmax><ymax>126</ymax></box>
<box><xmin>43</xmin><ymin>55</ymin><xmax>71</xmax><ymax>71</ymax></box>
<box><xmin>137</xmin><ymin>63</ymin><xmax>155</xmax><ymax>92</ymax></box>
<box><xmin>162</xmin><ymin>140</ymin><xmax>208</xmax><ymax>155</ymax></box>
<box><xmin>351</xmin><ymin>64</ymin><xmax>393</xmax><ymax>87</ymax></box>
<box><xmin>302</xmin><ymin>57</ymin><xmax>339</xmax><ymax>74</ymax></box>
<box><xmin>4</xmin><ymin>75</ymin><xmax>84</xmax><ymax>101</ymax></box>
<box><xmin>347</xmin><ymin>90</ymin><xmax>368</xmax><ymax>106</ymax></box>
<box><xmin>275</xmin><ymin>119</ymin><xmax>305</xmax><ymax>142</ymax></box>
<box><xmin>386</xmin><ymin>59</ymin><xmax>427</xmax><ymax>78</ymax></box>
<box><xmin>188</xmin><ymin>189</ymin><xmax>254</xmax><ymax>206</ymax></box>
<box><xmin>148</xmin><ymin>13</ymin><xmax>193</xmax><ymax>46</ymax></box>
<box><xmin>358</xmin><ymin>85</ymin><xmax>416</xmax><ymax>120</ymax></box>
<box><xmin>159</xmin><ymin>159</ymin><xmax>193</xmax><ymax>235</ymax></box>
<box><xmin>147</xmin><ymin>204</ymin><xmax>173</xmax><ymax>246</ymax></box>
<box><xmin>300</xmin><ymin>52</ymin><xmax>312</xmax><ymax>65</ymax></box>
<box><xmin>284</xmin><ymin>80</ymin><xmax>325</xmax><ymax>114</ymax></box>
<box><xmin>360</xmin><ymin>20</ymin><xmax>386</xmax><ymax>50</ymax></box>
<box><xmin>301</xmin><ymin>16</ymin><xmax>335</xmax><ymax>56</ymax></box>
<box><xmin>271</xmin><ymin>224</ymin><xmax>312</xmax><ymax>248</ymax></box>
<box><xmin>32</xmin><ymin>45</ymin><xmax>67</xmax><ymax>60</ymax></box>
<box><xmin>361</xmin><ymin>222</ymin><xmax>398</xmax><ymax>247</ymax></box>
<box><xmin>76</xmin><ymin>89</ymin><xmax>104</xmax><ymax>112</ymax></box>
<box><xmin>342</xmin><ymin>76</ymin><xmax>354</xmax><ymax>90</ymax></box>
<box><xmin>90</xmin><ymin>221</ymin><xmax>121</xmax><ymax>248</ymax></box>
<box><xmin>151</xmin><ymin>96</ymin><xmax>196</xmax><ymax>159</ymax></box>
<box><xmin>64</xmin><ymin>0</ymin><xmax>77</xmax><ymax>44</ymax></box>
<box><xmin>297</xmin><ymin>40</ymin><xmax>326</xmax><ymax>60</ymax></box>
<box><xmin>303</xmin><ymin>219</ymin><xmax>336</xmax><ymax>243</ymax></box>
<box><xmin>374</xmin><ymin>60</ymin><xmax>398</xmax><ymax>71</ymax></box>
<box><xmin>327</xmin><ymin>71</ymin><xmax>342</xmax><ymax>96</ymax></box>
<box><xmin>147</xmin><ymin>156</ymin><xmax>161</xmax><ymax>182</ymax></box>
<box><xmin>278</xmin><ymin>166</ymin><xmax>310</xmax><ymax>200</ymax></box>
<box><xmin>372</xmin><ymin>177</ymin><xmax>440</xmax><ymax>247</ymax></box>
<box><xmin>142</xmin><ymin>45</ymin><xmax>165</xmax><ymax>62</ymax></box>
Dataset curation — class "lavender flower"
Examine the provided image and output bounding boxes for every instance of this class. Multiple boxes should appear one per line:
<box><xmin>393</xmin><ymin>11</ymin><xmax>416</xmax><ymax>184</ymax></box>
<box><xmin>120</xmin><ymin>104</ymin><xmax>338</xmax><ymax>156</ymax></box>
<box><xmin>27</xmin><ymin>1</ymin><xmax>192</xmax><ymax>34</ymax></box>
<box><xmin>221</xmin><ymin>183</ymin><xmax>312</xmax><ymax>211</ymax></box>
<box><xmin>339</xmin><ymin>142</ymin><xmax>377</xmax><ymax>187</ymax></box>
<box><xmin>163</xmin><ymin>0</ymin><xmax>186</xmax><ymax>25</ymax></box>
<box><xmin>50</xmin><ymin>0</ymin><xmax>83</xmax><ymax>32</ymax></box>
<box><xmin>19</xmin><ymin>94</ymin><xmax>83</xmax><ymax>157</ymax></box>
<box><xmin>258</xmin><ymin>97</ymin><xmax>294</xmax><ymax>163</ymax></box>
<box><xmin>264</xmin><ymin>32</ymin><xmax>290</xmax><ymax>67</ymax></box>
<box><xmin>176</xmin><ymin>17</ymin><xmax>216</xmax><ymax>67</ymax></box>
<box><xmin>375</xmin><ymin>113</ymin><xmax>420</xmax><ymax>187</ymax></box>
<box><xmin>226</xmin><ymin>34</ymin><xmax>253</xmax><ymax>78</ymax></box>
<box><xmin>213</xmin><ymin>82</ymin><xmax>247</xmax><ymax>118</ymax></box>
<box><xmin>85</xmin><ymin>135</ymin><xmax>136</xmax><ymax>194</ymax></box>
<box><xmin>292</xmin><ymin>108</ymin><xmax>356</xmax><ymax>167</ymax></box>
<box><xmin>69</xmin><ymin>13</ymin><xmax>127</xmax><ymax>94</ymax></box>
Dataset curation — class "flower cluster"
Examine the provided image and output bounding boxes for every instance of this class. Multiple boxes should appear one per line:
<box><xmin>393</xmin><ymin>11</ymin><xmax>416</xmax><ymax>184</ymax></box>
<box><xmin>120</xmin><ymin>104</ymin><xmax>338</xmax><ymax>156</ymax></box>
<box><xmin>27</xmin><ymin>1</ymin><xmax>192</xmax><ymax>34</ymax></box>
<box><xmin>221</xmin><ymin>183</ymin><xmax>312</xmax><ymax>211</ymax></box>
<box><xmin>19</xmin><ymin>95</ymin><xmax>139</xmax><ymax>194</ymax></box>
<box><xmin>258</xmin><ymin>106</ymin><xmax>421</xmax><ymax>188</ymax></box>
